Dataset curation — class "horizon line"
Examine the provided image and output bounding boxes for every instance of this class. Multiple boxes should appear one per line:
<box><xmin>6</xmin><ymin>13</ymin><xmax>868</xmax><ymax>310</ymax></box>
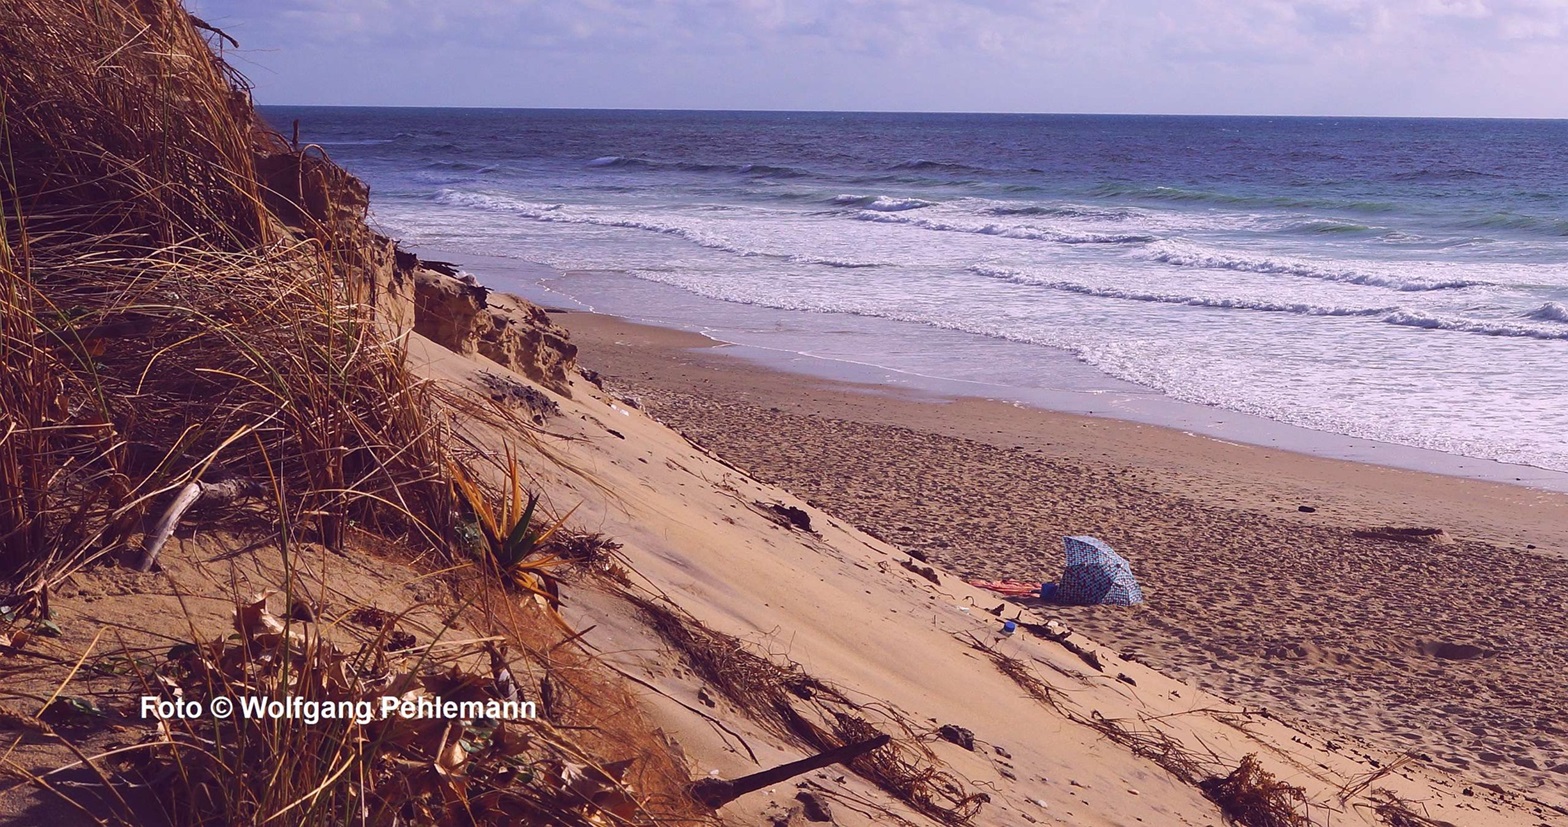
<box><xmin>252</xmin><ymin>103</ymin><xmax>1568</xmax><ymax>122</ymax></box>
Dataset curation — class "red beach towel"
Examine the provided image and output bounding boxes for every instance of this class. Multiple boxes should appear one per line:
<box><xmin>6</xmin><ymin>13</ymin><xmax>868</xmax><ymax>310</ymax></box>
<box><xmin>968</xmin><ymin>579</ymin><xmax>1042</xmax><ymax>597</ymax></box>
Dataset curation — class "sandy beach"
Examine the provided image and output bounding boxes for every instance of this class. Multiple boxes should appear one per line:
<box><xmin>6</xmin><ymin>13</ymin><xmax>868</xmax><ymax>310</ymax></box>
<box><xmin>556</xmin><ymin>308</ymin><xmax>1568</xmax><ymax>799</ymax></box>
<box><xmin>16</xmin><ymin>5</ymin><xmax>1568</xmax><ymax>824</ymax></box>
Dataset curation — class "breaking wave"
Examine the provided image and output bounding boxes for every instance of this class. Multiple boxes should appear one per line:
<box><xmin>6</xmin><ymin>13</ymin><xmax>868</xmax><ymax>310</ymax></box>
<box><xmin>1458</xmin><ymin>212</ymin><xmax>1568</xmax><ymax>236</ymax></box>
<box><xmin>972</xmin><ymin>265</ymin><xmax>1568</xmax><ymax>342</ymax></box>
<box><xmin>830</xmin><ymin>194</ymin><xmax>934</xmax><ymax>211</ymax></box>
<box><xmin>968</xmin><ymin>266</ymin><xmax>1392</xmax><ymax>317</ymax></box>
<box><xmin>435</xmin><ymin>190</ymin><xmax>881</xmax><ymax>268</ymax></box>
<box><xmin>1144</xmin><ymin>241</ymin><xmax>1487</xmax><ymax>291</ymax></box>
<box><xmin>1526</xmin><ymin>301</ymin><xmax>1568</xmax><ymax>323</ymax></box>
<box><xmin>856</xmin><ymin>211</ymin><xmax>1154</xmax><ymax>245</ymax></box>
<box><xmin>1285</xmin><ymin>219</ymin><xmax>1377</xmax><ymax>235</ymax></box>
<box><xmin>1381</xmin><ymin>310</ymin><xmax>1568</xmax><ymax>340</ymax></box>
<box><xmin>982</xmin><ymin>203</ymin><xmax>1140</xmax><ymax>220</ymax></box>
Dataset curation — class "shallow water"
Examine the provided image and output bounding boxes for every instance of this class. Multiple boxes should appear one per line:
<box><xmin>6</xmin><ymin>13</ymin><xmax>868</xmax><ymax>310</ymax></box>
<box><xmin>266</xmin><ymin>107</ymin><xmax>1568</xmax><ymax>474</ymax></box>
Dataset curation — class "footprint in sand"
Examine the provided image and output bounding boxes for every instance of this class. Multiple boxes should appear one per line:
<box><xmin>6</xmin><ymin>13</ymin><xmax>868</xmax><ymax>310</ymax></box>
<box><xmin>1262</xmin><ymin>640</ymin><xmax>1380</xmax><ymax>669</ymax></box>
<box><xmin>1415</xmin><ymin>640</ymin><xmax>1496</xmax><ymax>661</ymax></box>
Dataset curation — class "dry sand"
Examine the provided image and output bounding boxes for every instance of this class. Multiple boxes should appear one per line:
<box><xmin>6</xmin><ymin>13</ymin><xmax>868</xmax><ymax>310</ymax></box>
<box><xmin>555</xmin><ymin>309</ymin><xmax>1568</xmax><ymax>804</ymax></box>
<box><xmin>11</xmin><ymin>297</ymin><xmax>1555</xmax><ymax>825</ymax></box>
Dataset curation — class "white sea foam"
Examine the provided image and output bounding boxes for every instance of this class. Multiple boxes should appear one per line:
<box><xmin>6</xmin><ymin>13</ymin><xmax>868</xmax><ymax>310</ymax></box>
<box><xmin>436</xmin><ymin>189</ymin><xmax>885</xmax><ymax>269</ymax></box>
<box><xmin>1526</xmin><ymin>301</ymin><xmax>1568</xmax><ymax>323</ymax></box>
<box><xmin>1380</xmin><ymin>310</ymin><xmax>1568</xmax><ymax>340</ymax></box>
<box><xmin>831</xmin><ymin>194</ymin><xmax>934</xmax><ymax>211</ymax></box>
<box><xmin>1143</xmin><ymin>240</ymin><xmax>1487</xmax><ymax>291</ymax></box>
<box><xmin>369</xmin><ymin>112</ymin><xmax>1568</xmax><ymax>480</ymax></box>
<box><xmin>968</xmin><ymin>265</ymin><xmax>1393</xmax><ymax>317</ymax></box>
<box><xmin>856</xmin><ymin>210</ymin><xmax>1154</xmax><ymax>244</ymax></box>
<box><xmin>970</xmin><ymin>263</ymin><xmax>1568</xmax><ymax>341</ymax></box>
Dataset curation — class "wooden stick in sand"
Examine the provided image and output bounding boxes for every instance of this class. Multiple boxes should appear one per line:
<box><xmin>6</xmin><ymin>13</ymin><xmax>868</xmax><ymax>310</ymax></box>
<box><xmin>130</xmin><ymin>478</ymin><xmax>253</xmax><ymax>572</ymax></box>
<box><xmin>688</xmin><ymin>734</ymin><xmax>891</xmax><ymax>809</ymax></box>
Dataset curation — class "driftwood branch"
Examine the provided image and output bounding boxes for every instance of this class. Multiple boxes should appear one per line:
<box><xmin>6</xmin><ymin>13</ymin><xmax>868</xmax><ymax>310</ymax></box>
<box><xmin>688</xmin><ymin>734</ymin><xmax>891</xmax><ymax>809</ymax></box>
<box><xmin>186</xmin><ymin>14</ymin><xmax>239</xmax><ymax>49</ymax></box>
<box><xmin>1022</xmin><ymin>622</ymin><xmax>1105</xmax><ymax>672</ymax></box>
<box><xmin>130</xmin><ymin>478</ymin><xmax>253</xmax><ymax>572</ymax></box>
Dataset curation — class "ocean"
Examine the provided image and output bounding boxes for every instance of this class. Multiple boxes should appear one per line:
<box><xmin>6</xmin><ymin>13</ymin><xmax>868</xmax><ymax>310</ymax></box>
<box><xmin>262</xmin><ymin>107</ymin><xmax>1568</xmax><ymax>478</ymax></box>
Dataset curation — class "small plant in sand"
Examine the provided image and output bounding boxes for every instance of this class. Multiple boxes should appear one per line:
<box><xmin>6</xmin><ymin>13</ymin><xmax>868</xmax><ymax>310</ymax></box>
<box><xmin>450</xmin><ymin>452</ymin><xmax>574</xmax><ymax>608</ymax></box>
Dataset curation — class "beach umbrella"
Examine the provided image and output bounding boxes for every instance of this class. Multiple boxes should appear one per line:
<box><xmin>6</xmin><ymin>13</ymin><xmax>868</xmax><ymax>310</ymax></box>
<box><xmin>1056</xmin><ymin>536</ymin><xmax>1143</xmax><ymax>606</ymax></box>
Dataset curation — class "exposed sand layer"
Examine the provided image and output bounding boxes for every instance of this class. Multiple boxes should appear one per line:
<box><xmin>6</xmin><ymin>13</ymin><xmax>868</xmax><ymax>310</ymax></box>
<box><xmin>556</xmin><ymin>309</ymin><xmax>1568</xmax><ymax>808</ymax></box>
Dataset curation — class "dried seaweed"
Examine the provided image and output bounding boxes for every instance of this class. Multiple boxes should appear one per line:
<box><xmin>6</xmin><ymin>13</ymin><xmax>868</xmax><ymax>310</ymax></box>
<box><xmin>1089</xmin><ymin>711</ymin><xmax>1212</xmax><ymax>788</ymax></box>
<box><xmin>1366</xmin><ymin>790</ymin><xmax>1457</xmax><ymax>827</ymax></box>
<box><xmin>1197</xmin><ymin>754</ymin><xmax>1313</xmax><ymax>827</ymax></box>
<box><xmin>963</xmin><ymin>636</ymin><xmax>1066</xmax><ymax>713</ymax></box>
<box><xmin>972</xmin><ymin>641</ymin><xmax>1316</xmax><ymax>827</ymax></box>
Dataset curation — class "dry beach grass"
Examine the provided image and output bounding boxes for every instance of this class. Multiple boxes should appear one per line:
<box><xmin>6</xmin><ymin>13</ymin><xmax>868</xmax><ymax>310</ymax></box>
<box><xmin>0</xmin><ymin>3</ymin><xmax>692</xmax><ymax>823</ymax></box>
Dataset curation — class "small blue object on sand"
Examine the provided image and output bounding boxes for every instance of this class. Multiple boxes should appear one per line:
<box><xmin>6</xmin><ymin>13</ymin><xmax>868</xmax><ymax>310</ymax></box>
<box><xmin>1001</xmin><ymin>620</ymin><xmax>1017</xmax><ymax>636</ymax></box>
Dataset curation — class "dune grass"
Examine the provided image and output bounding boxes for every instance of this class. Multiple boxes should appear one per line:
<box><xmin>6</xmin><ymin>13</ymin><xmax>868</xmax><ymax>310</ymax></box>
<box><xmin>1</xmin><ymin>0</ymin><xmax>448</xmax><ymax>594</ymax></box>
<box><xmin>0</xmin><ymin>2</ymin><xmax>692</xmax><ymax>824</ymax></box>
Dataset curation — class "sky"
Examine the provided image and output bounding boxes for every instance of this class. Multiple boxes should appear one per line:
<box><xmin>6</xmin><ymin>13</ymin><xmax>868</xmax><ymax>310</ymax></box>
<box><xmin>188</xmin><ymin>0</ymin><xmax>1568</xmax><ymax>118</ymax></box>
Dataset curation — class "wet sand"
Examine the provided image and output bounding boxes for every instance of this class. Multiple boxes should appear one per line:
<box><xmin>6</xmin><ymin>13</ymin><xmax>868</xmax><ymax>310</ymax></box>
<box><xmin>556</xmin><ymin>308</ymin><xmax>1568</xmax><ymax>798</ymax></box>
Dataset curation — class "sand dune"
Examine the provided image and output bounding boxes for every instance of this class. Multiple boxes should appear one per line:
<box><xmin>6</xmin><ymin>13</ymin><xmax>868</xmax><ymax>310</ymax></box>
<box><xmin>555</xmin><ymin>309</ymin><xmax>1568</xmax><ymax>816</ymax></box>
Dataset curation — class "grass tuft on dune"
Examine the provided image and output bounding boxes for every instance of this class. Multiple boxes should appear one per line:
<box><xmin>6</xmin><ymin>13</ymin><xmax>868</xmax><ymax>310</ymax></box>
<box><xmin>0</xmin><ymin>3</ymin><xmax>684</xmax><ymax>824</ymax></box>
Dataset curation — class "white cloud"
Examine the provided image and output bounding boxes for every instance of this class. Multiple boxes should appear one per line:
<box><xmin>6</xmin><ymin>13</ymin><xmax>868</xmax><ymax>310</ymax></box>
<box><xmin>190</xmin><ymin>0</ymin><xmax>1568</xmax><ymax>115</ymax></box>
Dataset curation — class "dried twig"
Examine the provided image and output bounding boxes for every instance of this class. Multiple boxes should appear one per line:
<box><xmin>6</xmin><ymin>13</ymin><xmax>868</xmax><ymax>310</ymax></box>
<box><xmin>131</xmin><ymin>477</ymin><xmax>255</xmax><ymax>571</ymax></box>
<box><xmin>625</xmin><ymin>591</ymin><xmax>988</xmax><ymax>825</ymax></box>
<box><xmin>688</xmin><ymin>735</ymin><xmax>889</xmax><ymax>808</ymax></box>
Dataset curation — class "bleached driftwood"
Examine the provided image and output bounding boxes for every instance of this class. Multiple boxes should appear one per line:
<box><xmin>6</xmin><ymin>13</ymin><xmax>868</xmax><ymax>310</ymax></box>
<box><xmin>688</xmin><ymin>734</ymin><xmax>890</xmax><ymax>809</ymax></box>
<box><xmin>130</xmin><ymin>478</ymin><xmax>252</xmax><ymax>572</ymax></box>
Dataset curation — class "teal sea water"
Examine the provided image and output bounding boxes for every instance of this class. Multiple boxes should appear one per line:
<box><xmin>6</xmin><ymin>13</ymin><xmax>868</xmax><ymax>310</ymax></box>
<box><xmin>264</xmin><ymin>108</ymin><xmax>1568</xmax><ymax>474</ymax></box>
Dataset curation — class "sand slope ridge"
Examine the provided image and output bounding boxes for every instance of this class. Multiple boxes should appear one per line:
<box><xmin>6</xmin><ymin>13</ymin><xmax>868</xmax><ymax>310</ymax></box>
<box><xmin>404</xmin><ymin>312</ymin><xmax>1564</xmax><ymax>826</ymax></box>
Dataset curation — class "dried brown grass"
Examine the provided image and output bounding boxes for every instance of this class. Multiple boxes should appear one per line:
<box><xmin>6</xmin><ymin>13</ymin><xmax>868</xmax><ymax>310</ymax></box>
<box><xmin>1198</xmin><ymin>754</ymin><xmax>1313</xmax><ymax>827</ymax></box>
<box><xmin>0</xmin><ymin>0</ymin><xmax>272</xmax><ymax>249</ymax></box>
<box><xmin>115</xmin><ymin>590</ymin><xmax>649</xmax><ymax>826</ymax></box>
<box><xmin>470</xmin><ymin>578</ymin><xmax>711</xmax><ymax>826</ymax></box>
<box><xmin>0</xmin><ymin>2</ymin><xmax>693</xmax><ymax>824</ymax></box>
<box><xmin>1</xmin><ymin>0</ymin><xmax>449</xmax><ymax>591</ymax></box>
